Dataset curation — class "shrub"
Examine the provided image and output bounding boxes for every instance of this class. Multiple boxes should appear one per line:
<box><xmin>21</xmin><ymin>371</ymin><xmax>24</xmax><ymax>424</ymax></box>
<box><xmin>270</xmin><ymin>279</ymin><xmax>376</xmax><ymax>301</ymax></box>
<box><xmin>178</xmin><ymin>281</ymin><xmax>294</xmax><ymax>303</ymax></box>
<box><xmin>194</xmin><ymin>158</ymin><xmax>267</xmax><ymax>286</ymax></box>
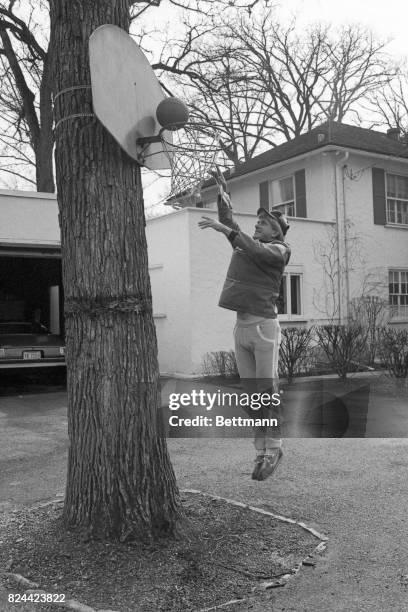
<box><xmin>349</xmin><ymin>296</ymin><xmax>389</xmax><ymax>366</ymax></box>
<box><xmin>201</xmin><ymin>350</ymin><xmax>239</xmax><ymax>379</ymax></box>
<box><xmin>378</xmin><ymin>328</ymin><xmax>408</xmax><ymax>378</ymax></box>
<box><xmin>279</xmin><ymin>326</ymin><xmax>314</xmax><ymax>383</ymax></box>
<box><xmin>315</xmin><ymin>324</ymin><xmax>368</xmax><ymax>380</ymax></box>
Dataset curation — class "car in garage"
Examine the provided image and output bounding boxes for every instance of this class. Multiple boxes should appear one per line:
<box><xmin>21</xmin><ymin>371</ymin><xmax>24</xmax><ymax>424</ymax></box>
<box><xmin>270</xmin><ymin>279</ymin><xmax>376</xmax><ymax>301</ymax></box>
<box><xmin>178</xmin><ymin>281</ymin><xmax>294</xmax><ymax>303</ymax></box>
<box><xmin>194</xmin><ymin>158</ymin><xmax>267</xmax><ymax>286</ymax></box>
<box><xmin>0</xmin><ymin>322</ymin><xmax>65</xmax><ymax>368</ymax></box>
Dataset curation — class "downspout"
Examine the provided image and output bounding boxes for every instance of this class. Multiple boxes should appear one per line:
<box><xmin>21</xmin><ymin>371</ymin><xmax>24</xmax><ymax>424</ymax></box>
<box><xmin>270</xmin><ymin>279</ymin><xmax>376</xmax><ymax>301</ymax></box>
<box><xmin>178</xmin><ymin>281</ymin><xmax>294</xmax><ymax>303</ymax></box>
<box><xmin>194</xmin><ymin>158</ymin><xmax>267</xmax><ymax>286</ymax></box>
<box><xmin>340</xmin><ymin>154</ymin><xmax>350</xmax><ymax>320</ymax></box>
<box><xmin>334</xmin><ymin>150</ymin><xmax>349</xmax><ymax>323</ymax></box>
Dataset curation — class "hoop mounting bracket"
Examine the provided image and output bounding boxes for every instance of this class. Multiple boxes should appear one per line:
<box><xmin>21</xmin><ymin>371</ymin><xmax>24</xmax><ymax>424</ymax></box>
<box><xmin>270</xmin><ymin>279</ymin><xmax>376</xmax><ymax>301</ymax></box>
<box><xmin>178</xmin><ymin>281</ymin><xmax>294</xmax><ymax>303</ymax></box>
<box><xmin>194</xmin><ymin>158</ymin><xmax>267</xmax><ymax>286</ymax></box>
<box><xmin>136</xmin><ymin>134</ymin><xmax>163</xmax><ymax>146</ymax></box>
<box><xmin>136</xmin><ymin>127</ymin><xmax>167</xmax><ymax>147</ymax></box>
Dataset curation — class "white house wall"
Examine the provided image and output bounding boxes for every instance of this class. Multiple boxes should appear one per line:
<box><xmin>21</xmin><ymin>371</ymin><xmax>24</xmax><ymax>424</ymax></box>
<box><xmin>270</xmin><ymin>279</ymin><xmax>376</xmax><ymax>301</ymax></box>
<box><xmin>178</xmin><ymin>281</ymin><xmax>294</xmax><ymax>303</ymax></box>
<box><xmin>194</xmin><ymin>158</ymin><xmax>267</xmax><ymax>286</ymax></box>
<box><xmin>0</xmin><ymin>190</ymin><xmax>60</xmax><ymax>245</ymax></box>
<box><xmin>200</xmin><ymin>149</ymin><xmax>407</xmax><ymax>328</ymax></box>
<box><xmin>203</xmin><ymin>152</ymin><xmax>336</xmax><ymax>223</ymax></box>
<box><xmin>146</xmin><ymin>210</ymin><xmax>193</xmax><ymax>374</ymax></box>
<box><xmin>340</xmin><ymin>153</ymin><xmax>408</xmax><ymax>309</ymax></box>
<box><xmin>187</xmin><ymin>207</ymin><xmax>238</xmax><ymax>372</ymax></box>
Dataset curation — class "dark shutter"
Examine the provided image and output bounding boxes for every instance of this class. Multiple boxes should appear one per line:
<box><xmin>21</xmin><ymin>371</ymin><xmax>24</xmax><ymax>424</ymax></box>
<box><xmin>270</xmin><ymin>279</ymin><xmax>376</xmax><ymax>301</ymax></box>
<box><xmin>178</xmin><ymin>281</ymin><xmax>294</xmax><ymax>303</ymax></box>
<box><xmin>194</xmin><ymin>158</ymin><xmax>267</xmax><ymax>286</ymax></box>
<box><xmin>259</xmin><ymin>181</ymin><xmax>269</xmax><ymax>209</ymax></box>
<box><xmin>372</xmin><ymin>168</ymin><xmax>386</xmax><ymax>225</ymax></box>
<box><xmin>295</xmin><ymin>169</ymin><xmax>307</xmax><ymax>218</ymax></box>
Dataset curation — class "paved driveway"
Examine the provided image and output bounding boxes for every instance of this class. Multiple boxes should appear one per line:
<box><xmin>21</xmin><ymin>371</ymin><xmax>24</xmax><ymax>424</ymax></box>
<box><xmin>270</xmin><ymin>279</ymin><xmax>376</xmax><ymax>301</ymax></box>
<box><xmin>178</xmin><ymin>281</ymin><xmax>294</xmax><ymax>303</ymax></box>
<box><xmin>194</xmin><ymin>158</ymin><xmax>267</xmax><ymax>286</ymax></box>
<box><xmin>0</xmin><ymin>391</ymin><xmax>68</xmax><ymax>511</ymax></box>
<box><xmin>1</xmin><ymin>387</ymin><xmax>408</xmax><ymax>611</ymax></box>
<box><xmin>172</xmin><ymin>437</ymin><xmax>408</xmax><ymax>612</ymax></box>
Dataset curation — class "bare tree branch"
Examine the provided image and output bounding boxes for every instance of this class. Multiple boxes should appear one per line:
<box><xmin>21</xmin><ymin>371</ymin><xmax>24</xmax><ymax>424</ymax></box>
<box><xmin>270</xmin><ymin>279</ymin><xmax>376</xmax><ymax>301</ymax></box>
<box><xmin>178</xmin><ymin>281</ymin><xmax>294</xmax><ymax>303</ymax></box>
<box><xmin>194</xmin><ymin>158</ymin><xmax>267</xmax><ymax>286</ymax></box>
<box><xmin>0</xmin><ymin>1</ymin><xmax>54</xmax><ymax>190</ymax></box>
<box><xmin>0</xmin><ymin>0</ymin><xmax>403</xmax><ymax>193</ymax></box>
<box><xmin>130</xmin><ymin>0</ymin><xmax>269</xmax><ymax>20</ymax></box>
<box><xmin>0</xmin><ymin>3</ymin><xmax>46</xmax><ymax>59</ymax></box>
<box><xmin>0</xmin><ymin>26</ymin><xmax>40</xmax><ymax>148</ymax></box>
<box><xmin>366</xmin><ymin>65</ymin><xmax>408</xmax><ymax>137</ymax></box>
<box><xmin>0</xmin><ymin>165</ymin><xmax>36</xmax><ymax>184</ymax></box>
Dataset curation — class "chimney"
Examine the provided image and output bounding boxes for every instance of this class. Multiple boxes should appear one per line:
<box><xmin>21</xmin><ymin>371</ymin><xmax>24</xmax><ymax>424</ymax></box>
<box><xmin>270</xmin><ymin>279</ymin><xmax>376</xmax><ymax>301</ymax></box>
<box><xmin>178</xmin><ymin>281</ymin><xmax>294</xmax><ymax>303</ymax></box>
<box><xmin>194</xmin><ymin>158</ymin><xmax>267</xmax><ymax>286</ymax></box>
<box><xmin>387</xmin><ymin>127</ymin><xmax>401</xmax><ymax>141</ymax></box>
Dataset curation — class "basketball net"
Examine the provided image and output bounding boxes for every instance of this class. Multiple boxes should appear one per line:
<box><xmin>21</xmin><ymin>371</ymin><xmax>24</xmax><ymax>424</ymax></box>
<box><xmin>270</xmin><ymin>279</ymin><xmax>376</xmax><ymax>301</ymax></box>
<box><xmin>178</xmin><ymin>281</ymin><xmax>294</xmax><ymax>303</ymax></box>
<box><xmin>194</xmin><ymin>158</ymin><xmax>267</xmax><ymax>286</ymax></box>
<box><xmin>161</xmin><ymin>125</ymin><xmax>221</xmax><ymax>207</ymax></box>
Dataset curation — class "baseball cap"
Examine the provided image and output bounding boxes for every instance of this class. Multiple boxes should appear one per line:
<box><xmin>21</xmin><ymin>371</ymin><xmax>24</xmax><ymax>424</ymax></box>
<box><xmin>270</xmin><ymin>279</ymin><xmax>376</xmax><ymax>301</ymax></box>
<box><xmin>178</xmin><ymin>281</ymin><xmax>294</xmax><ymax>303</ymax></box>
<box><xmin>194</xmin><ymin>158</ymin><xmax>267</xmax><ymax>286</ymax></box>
<box><xmin>257</xmin><ymin>207</ymin><xmax>290</xmax><ymax>236</ymax></box>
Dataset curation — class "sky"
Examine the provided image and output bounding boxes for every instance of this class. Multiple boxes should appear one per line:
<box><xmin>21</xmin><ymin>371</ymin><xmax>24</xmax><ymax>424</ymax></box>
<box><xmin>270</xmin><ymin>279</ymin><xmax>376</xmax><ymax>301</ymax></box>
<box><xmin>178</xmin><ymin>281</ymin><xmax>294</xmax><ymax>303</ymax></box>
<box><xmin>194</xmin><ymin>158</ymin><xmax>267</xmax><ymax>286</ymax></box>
<box><xmin>139</xmin><ymin>0</ymin><xmax>408</xmax><ymax>57</ymax></box>
<box><xmin>277</xmin><ymin>0</ymin><xmax>408</xmax><ymax>57</ymax></box>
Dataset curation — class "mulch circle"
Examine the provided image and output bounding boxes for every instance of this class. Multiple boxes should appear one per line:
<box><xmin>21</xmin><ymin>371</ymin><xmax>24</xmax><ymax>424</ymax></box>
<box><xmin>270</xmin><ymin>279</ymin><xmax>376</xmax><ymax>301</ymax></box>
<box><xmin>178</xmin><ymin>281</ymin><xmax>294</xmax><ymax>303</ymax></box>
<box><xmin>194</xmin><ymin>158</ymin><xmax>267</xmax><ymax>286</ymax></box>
<box><xmin>0</xmin><ymin>492</ymin><xmax>321</xmax><ymax>612</ymax></box>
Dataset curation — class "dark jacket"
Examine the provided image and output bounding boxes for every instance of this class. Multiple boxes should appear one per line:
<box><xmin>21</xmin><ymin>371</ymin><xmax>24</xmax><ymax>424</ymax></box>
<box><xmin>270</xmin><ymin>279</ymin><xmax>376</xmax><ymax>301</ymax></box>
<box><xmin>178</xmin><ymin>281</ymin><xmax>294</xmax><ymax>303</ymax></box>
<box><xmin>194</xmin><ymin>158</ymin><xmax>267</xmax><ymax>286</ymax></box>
<box><xmin>217</xmin><ymin>196</ymin><xmax>291</xmax><ymax>318</ymax></box>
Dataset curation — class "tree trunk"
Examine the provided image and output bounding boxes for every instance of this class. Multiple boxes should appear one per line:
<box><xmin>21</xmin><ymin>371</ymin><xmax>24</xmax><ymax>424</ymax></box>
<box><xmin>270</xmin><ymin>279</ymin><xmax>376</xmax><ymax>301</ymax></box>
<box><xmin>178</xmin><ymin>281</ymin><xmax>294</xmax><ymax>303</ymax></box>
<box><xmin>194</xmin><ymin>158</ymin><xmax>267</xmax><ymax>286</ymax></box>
<box><xmin>49</xmin><ymin>0</ymin><xmax>180</xmax><ymax>541</ymax></box>
<box><xmin>35</xmin><ymin>134</ymin><xmax>55</xmax><ymax>192</ymax></box>
<box><xmin>36</xmin><ymin>49</ymin><xmax>55</xmax><ymax>193</ymax></box>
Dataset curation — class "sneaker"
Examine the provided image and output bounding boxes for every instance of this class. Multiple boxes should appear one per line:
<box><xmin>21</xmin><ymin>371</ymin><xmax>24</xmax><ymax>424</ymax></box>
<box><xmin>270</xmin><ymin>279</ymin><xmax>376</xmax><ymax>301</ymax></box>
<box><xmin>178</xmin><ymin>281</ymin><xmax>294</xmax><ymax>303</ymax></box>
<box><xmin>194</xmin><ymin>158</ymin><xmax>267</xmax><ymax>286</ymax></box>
<box><xmin>251</xmin><ymin>453</ymin><xmax>265</xmax><ymax>480</ymax></box>
<box><xmin>257</xmin><ymin>448</ymin><xmax>283</xmax><ymax>481</ymax></box>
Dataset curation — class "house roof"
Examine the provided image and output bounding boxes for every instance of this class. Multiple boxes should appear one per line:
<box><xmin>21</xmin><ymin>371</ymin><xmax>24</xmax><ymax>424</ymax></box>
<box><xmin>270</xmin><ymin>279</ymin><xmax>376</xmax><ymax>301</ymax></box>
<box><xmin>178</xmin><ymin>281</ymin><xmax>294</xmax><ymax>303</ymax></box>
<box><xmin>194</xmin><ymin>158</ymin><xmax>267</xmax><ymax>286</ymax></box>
<box><xmin>203</xmin><ymin>121</ymin><xmax>408</xmax><ymax>188</ymax></box>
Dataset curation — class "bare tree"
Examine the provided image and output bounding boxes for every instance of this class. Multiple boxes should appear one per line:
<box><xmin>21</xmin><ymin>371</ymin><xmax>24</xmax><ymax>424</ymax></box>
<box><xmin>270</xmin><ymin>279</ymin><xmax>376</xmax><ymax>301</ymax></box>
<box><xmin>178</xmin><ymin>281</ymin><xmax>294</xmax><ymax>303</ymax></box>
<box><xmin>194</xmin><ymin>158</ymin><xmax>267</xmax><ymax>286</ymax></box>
<box><xmin>0</xmin><ymin>57</ymin><xmax>36</xmax><ymax>187</ymax></box>
<box><xmin>130</xmin><ymin>0</ymin><xmax>269</xmax><ymax>20</ymax></box>
<box><xmin>312</xmin><ymin>220</ymin><xmax>384</xmax><ymax>324</ymax></box>
<box><xmin>151</xmin><ymin>15</ymin><xmax>325</xmax><ymax>164</ymax></box>
<box><xmin>279</xmin><ymin>327</ymin><xmax>314</xmax><ymax>384</ymax></box>
<box><xmin>378</xmin><ymin>328</ymin><xmax>408</xmax><ymax>379</ymax></box>
<box><xmin>315</xmin><ymin>324</ymin><xmax>368</xmax><ymax>381</ymax></box>
<box><xmin>228</xmin><ymin>16</ymin><xmax>332</xmax><ymax>140</ymax></box>
<box><xmin>160</xmin><ymin>12</ymin><xmax>397</xmax><ymax>163</ymax></box>
<box><xmin>317</xmin><ymin>25</ymin><xmax>395</xmax><ymax>124</ymax></box>
<box><xmin>169</xmin><ymin>44</ymin><xmax>278</xmax><ymax>166</ymax></box>
<box><xmin>313</xmin><ymin>221</ymin><xmax>390</xmax><ymax>376</ymax></box>
<box><xmin>312</xmin><ymin>225</ymin><xmax>341</xmax><ymax>321</ymax></box>
<box><xmin>0</xmin><ymin>0</ymin><xmax>268</xmax><ymax>190</ymax></box>
<box><xmin>368</xmin><ymin>66</ymin><xmax>408</xmax><ymax>138</ymax></box>
<box><xmin>0</xmin><ymin>0</ymin><xmax>54</xmax><ymax>191</ymax></box>
<box><xmin>349</xmin><ymin>295</ymin><xmax>390</xmax><ymax>366</ymax></box>
<box><xmin>229</xmin><ymin>15</ymin><xmax>396</xmax><ymax>138</ymax></box>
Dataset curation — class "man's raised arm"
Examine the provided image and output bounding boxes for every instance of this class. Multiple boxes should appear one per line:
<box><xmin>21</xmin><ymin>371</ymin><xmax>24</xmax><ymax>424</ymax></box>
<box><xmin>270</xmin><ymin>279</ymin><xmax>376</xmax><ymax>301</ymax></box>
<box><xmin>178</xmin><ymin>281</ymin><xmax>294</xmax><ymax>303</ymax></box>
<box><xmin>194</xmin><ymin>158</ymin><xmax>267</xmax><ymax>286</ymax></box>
<box><xmin>213</xmin><ymin>167</ymin><xmax>240</xmax><ymax>232</ymax></box>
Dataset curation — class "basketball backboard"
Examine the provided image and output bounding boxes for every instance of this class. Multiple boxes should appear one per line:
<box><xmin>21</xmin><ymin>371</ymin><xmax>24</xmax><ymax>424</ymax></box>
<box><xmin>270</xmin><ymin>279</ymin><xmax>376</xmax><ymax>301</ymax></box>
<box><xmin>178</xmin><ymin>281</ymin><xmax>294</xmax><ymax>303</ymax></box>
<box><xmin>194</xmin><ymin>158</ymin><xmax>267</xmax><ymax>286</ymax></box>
<box><xmin>89</xmin><ymin>25</ymin><xmax>171</xmax><ymax>170</ymax></box>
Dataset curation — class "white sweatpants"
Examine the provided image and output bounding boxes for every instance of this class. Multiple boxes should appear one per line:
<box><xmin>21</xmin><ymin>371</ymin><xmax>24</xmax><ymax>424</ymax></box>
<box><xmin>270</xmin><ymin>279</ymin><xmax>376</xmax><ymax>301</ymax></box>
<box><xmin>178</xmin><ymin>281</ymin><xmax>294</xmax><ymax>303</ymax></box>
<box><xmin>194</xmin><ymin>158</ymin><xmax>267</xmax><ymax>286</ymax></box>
<box><xmin>234</xmin><ymin>318</ymin><xmax>282</xmax><ymax>450</ymax></box>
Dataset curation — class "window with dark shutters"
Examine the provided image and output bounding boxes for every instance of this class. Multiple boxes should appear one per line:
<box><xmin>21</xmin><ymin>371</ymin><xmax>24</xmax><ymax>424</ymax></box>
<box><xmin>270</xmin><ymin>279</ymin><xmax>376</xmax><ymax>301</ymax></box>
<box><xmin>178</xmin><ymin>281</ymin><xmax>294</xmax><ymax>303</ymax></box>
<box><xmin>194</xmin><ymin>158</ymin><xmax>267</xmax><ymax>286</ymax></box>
<box><xmin>372</xmin><ymin>168</ymin><xmax>386</xmax><ymax>225</ymax></box>
<box><xmin>259</xmin><ymin>181</ymin><xmax>269</xmax><ymax>209</ymax></box>
<box><xmin>259</xmin><ymin>170</ymin><xmax>307</xmax><ymax>217</ymax></box>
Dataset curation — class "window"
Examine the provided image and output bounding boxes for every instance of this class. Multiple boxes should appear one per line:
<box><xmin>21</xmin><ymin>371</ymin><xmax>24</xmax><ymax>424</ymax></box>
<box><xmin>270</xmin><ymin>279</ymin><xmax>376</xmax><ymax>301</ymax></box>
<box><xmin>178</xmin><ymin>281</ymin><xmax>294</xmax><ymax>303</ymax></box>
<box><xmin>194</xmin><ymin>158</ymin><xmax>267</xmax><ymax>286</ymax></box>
<box><xmin>277</xmin><ymin>274</ymin><xmax>302</xmax><ymax>317</ymax></box>
<box><xmin>259</xmin><ymin>169</ymin><xmax>306</xmax><ymax>218</ymax></box>
<box><xmin>270</xmin><ymin>175</ymin><xmax>295</xmax><ymax>217</ymax></box>
<box><xmin>386</xmin><ymin>173</ymin><xmax>408</xmax><ymax>225</ymax></box>
<box><xmin>389</xmin><ymin>269</ymin><xmax>408</xmax><ymax>318</ymax></box>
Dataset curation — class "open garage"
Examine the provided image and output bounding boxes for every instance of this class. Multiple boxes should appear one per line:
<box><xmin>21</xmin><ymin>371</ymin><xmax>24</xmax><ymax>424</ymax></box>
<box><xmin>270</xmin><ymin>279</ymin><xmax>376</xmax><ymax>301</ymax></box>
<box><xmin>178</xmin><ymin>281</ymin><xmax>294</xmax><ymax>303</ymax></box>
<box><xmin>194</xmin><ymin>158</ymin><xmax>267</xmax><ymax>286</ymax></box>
<box><xmin>0</xmin><ymin>248</ymin><xmax>63</xmax><ymax>334</ymax></box>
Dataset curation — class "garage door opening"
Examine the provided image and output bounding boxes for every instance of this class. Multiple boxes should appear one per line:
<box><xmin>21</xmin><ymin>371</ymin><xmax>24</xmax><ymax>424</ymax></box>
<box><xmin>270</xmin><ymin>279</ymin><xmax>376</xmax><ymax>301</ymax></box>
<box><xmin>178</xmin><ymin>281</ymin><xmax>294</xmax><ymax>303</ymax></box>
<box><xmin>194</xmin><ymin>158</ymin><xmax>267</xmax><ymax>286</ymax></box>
<box><xmin>0</xmin><ymin>252</ymin><xmax>64</xmax><ymax>336</ymax></box>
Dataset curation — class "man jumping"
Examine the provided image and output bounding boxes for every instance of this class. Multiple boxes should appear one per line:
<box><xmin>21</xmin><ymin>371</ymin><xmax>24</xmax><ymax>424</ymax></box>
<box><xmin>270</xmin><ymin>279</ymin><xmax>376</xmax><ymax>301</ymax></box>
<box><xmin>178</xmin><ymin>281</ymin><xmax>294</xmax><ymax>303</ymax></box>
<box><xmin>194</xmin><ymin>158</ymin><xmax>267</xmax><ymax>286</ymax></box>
<box><xmin>198</xmin><ymin>167</ymin><xmax>291</xmax><ymax>481</ymax></box>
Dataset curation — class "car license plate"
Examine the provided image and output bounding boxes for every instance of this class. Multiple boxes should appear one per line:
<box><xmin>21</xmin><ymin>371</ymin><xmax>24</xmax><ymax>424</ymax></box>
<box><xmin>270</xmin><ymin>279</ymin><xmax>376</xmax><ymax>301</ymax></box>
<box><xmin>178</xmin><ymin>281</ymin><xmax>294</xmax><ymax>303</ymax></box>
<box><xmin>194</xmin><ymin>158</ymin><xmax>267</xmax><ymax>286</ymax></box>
<box><xmin>23</xmin><ymin>351</ymin><xmax>42</xmax><ymax>360</ymax></box>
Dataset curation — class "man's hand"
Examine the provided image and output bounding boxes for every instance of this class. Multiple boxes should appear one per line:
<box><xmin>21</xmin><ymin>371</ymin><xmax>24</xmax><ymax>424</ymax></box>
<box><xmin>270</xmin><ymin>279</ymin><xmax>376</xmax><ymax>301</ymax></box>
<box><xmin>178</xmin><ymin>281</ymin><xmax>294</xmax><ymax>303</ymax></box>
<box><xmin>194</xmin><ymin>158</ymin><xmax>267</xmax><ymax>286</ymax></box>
<box><xmin>198</xmin><ymin>216</ymin><xmax>233</xmax><ymax>236</ymax></box>
<box><xmin>211</xmin><ymin>165</ymin><xmax>232</xmax><ymax>210</ymax></box>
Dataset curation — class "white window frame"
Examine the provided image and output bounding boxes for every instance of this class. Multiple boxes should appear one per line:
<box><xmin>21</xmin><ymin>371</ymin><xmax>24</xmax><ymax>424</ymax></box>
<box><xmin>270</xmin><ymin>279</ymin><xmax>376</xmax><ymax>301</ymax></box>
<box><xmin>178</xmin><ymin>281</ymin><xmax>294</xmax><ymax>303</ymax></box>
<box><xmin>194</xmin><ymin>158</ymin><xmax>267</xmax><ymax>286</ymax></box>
<box><xmin>270</xmin><ymin>174</ymin><xmax>296</xmax><ymax>217</ymax></box>
<box><xmin>385</xmin><ymin>173</ymin><xmax>408</xmax><ymax>227</ymax></box>
<box><xmin>277</xmin><ymin>271</ymin><xmax>304</xmax><ymax>321</ymax></box>
<box><xmin>389</xmin><ymin>269</ymin><xmax>408</xmax><ymax>320</ymax></box>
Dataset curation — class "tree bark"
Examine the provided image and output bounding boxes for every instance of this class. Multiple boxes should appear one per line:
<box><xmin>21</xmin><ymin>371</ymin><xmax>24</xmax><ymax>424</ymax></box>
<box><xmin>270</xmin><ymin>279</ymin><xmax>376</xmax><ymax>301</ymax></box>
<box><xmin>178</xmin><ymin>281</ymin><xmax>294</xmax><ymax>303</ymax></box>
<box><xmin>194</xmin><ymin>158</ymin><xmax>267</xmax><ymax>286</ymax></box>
<box><xmin>36</xmin><ymin>48</ymin><xmax>55</xmax><ymax>193</ymax></box>
<box><xmin>49</xmin><ymin>0</ymin><xmax>180</xmax><ymax>540</ymax></box>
